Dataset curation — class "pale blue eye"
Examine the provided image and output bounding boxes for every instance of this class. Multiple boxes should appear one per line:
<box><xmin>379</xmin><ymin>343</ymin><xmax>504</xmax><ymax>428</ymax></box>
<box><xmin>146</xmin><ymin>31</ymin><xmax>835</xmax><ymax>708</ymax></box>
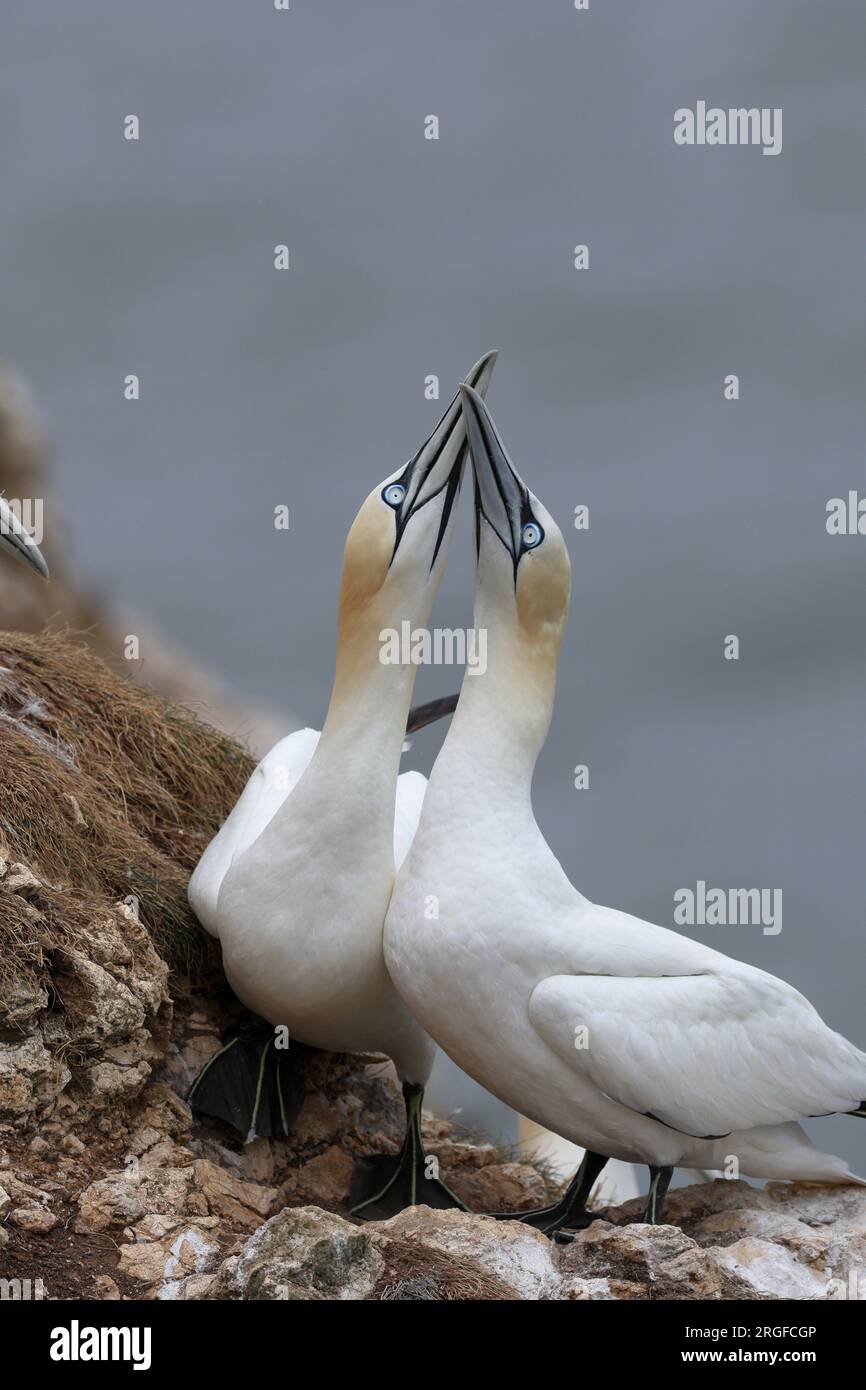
<box><xmin>522</xmin><ymin>522</ymin><xmax>542</xmax><ymax>549</ymax></box>
<box><xmin>383</xmin><ymin>483</ymin><xmax>406</xmax><ymax>507</ymax></box>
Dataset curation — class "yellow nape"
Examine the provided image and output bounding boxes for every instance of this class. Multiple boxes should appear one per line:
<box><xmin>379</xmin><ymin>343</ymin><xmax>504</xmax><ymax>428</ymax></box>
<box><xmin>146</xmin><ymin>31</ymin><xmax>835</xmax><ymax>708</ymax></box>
<box><xmin>338</xmin><ymin>489</ymin><xmax>394</xmax><ymax>619</ymax></box>
<box><xmin>516</xmin><ymin>533</ymin><xmax>571</xmax><ymax>650</ymax></box>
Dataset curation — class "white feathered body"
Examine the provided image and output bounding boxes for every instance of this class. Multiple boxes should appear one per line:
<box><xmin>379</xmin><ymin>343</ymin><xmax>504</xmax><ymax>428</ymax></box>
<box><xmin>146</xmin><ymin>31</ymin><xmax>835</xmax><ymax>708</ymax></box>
<box><xmin>385</xmin><ymin>758</ymin><xmax>865</xmax><ymax>1180</ymax></box>
<box><xmin>190</xmin><ymin>726</ymin><xmax>433</xmax><ymax>1084</ymax></box>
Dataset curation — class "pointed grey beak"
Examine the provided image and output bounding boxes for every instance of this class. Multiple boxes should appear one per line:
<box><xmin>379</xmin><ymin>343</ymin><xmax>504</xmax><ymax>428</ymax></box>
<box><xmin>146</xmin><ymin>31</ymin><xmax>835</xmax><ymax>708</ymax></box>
<box><xmin>391</xmin><ymin>350</ymin><xmax>498</xmax><ymax>565</ymax></box>
<box><xmin>0</xmin><ymin>495</ymin><xmax>49</xmax><ymax>578</ymax></box>
<box><xmin>459</xmin><ymin>384</ymin><xmax>539</xmax><ymax>575</ymax></box>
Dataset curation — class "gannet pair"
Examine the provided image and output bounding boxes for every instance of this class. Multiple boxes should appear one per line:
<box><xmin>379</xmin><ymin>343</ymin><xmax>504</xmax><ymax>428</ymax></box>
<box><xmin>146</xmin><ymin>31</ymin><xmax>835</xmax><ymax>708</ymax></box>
<box><xmin>0</xmin><ymin>495</ymin><xmax>48</xmax><ymax>579</ymax></box>
<box><xmin>384</xmin><ymin>386</ymin><xmax>866</xmax><ymax>1232</ymax></box>
<box><xmin>188</xmin><ymin>353</ymin><xmax>497</xmax><ymax>1216</ymax></box>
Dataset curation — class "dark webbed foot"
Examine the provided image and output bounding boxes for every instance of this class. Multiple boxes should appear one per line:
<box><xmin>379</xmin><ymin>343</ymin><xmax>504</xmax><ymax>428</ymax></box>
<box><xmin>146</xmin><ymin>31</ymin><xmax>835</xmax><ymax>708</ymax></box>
<box><xmin>187</xmin><ymin>1027</ymin><xmax>305</xmax><ymax>1141</ymax></box>
<box><xmin>349</xmin><ymin>1082</ymin><xmax>468</xmax><ymax>1221</ymax></box>
<box><xmin>488</xmin><ymin>1150</ymin><xmax>609</xmax><ymax>1237</ymax></box>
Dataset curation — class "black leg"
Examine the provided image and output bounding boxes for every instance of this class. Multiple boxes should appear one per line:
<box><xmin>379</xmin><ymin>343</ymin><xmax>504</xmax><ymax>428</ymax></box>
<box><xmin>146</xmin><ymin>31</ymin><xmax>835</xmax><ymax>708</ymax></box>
<box><xmin>490</xmin><ymin>1150</ymin><xmax>609</xmax><ymax>1237</ymax></box>
<box><xmin>643</xmin><ymin>1165</ymin><xmax>673</xmax><ymax>1224</ymax></box>
<box><xmin>349</xmin><ymin>1082</ymin><xmax>469</xmax><ymax>1220</ymax></box>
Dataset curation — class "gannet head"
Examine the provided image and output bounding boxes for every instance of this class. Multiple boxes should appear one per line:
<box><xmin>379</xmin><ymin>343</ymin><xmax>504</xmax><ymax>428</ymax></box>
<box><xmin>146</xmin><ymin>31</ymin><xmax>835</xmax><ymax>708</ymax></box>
<box><xmin>339</xmin><ymin>352</ymin><xmax>497</xmax><ymax>624</ymax></box>
<box><xmin>0</xmin><ymin>494</ymin><xmax>48</xmax><ymax>578</ymax></box>
<box><xmin>460</xmin><ymin>384</ymin><xmax>570</xmax><ymax>657</ymax></box>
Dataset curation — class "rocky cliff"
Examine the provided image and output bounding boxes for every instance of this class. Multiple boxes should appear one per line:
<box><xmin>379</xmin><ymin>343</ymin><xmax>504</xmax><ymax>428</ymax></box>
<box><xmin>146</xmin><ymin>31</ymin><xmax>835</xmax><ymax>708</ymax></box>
<box><xmin>0</xmin><ymin>629</ymin><xmax>863</xmax><ymax>1302</ymax></box>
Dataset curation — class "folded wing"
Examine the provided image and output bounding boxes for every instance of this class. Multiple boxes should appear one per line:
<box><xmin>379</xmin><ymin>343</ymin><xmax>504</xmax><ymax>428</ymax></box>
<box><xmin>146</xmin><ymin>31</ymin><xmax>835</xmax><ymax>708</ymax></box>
<box><xmin>529</xmin><ymin>911</ymin><xmax>866</xmax><ymax>1137</ymax></box>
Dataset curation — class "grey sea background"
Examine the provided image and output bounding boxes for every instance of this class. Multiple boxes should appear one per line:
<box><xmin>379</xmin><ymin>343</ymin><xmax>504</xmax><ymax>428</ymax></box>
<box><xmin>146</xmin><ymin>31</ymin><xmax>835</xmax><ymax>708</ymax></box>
<box><xmin>5</xmin><ymin>1</ymin><xmax>865</xmax><ymax>1181</ymax></box>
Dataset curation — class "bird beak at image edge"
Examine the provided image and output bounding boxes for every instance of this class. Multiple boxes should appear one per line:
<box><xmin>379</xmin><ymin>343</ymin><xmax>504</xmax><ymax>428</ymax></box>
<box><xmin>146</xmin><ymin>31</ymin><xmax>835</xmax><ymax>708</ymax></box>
<box><xmin>0</xmin><ymin>495</ymin><xmax>49</xmax><ymax>578</ymax></box>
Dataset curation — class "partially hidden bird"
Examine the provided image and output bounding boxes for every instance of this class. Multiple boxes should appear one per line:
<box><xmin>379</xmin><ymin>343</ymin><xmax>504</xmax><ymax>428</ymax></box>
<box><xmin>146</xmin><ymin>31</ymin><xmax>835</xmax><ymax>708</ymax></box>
<box><xmin>187</xmin><ymin>353</ymin><xmax>497</xmax><ymax>1218</ymax></box>
<box><xmin>383</xmin><ymin>383</ymin><xmax>865</xmax><ymax>1235</ymax></box>
<box><xmin>0</xmin><ymin>493</ymin><xmax>48</xmax><ymax>579</ymax></box>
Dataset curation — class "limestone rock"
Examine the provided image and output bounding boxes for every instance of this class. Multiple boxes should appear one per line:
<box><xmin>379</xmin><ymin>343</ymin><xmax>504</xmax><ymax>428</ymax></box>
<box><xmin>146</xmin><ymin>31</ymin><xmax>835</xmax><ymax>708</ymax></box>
<box><xmin>160</xmin><ymin>1272</ymin><xmax>218</xmax><ymax>1301</ymax></box>
<box><xmin>706</xmin><ymin>1236</ymin><xmax>828</xmax><ymax>1300</ymax></box>
<box><xmin>53</xmin><ymin>906</ymin><xmax>169</xmax><ymax>1053</ymax></box>
<box><xmin>139</xmin><ymin>1083</ymin><xmax>193</xmax><ymax>1140</ymax></box>
<box><xmin>2</xmin><ymin>863</ymin><xmax>42</xmax><ymax>896</ymax></box>
<box><xmin>92</xmin><ymin>1275</ymin><xmax>121</xmax><ymax>1300</ymax></box>
<box><xmin>118</xmin><ymin>1241</ymin><xmax>173</xmax><ymax>1285</ymax></box>
<box><xmin>0</xmin><ymin>1170</ymin><xmax>52</xmax><ymax>1204</ymax></box>
<box><xmin>0</xmin><ymin>1034</ymin><xmax>70</xmax><ymax>1125</ymax></box>
<box><xmin>77</xmin><ymin>1058</ymin><xmax>151</xmax><ymax>1108</ymax></box>
<box><xmin>764</xmin><ymin>1180</ymin><xmax>866</xmax><ymax>1233</ymax></box>
<box><xmin>75</xmin><ymin>1166</ymin><xmax>194</xmax><ymax>1232</ymax></box>
<box><xmin>9</xmin><ymin>1204</ymin><xmax>58</xmax><ymax>1234</ymax></box>
<box><xmin>118</xmin><ymin>1225</ymin><xmax>221</xmax><ymax>1291</ymax></box>
<box><xmin>138</xmin><ymin>1137</ymin><xmax>195</xmax><ymax>1171</ymax></box>
<box><xmin>369</xmin><ymin>1207</ymin><xmax>605</xmax><ymax>1301</ymax></box>
<box><xmin>559</xmin><ymin>1220</ymin><xmax>748</xmax><ymax>1300</ymax></box>
<box><xmin>192</xmin><ymin>1159</ymin><xmax>279</xmax><ymax>1229</ymax></box>
<box><xmin>283</xmin><ymin>1145</ymin><xmax>354</xmax><ymax>1209</ymax></box>
<box><xmin>211</xmin><ymin>1206</ymin><xmax>384</xmax><ymax>1301</ymax></box>
<box><xmin>430</xmin><ymin>1140</ymin><xmax>549</xmax><ymax>1213</ymax></box>
<box><xmin>55</xmin><ymin>950</ymin><xmax>147</xmax><ymax>1040</ymax></box>
<box><xmin>601</xmin><ymin>1178</ymin><xmax>866</xmax><ymax>1301</ymax></box>
<box><xmin>131</xmin><ymin>1212</ymin><xmax>217</xmax><ymax>1242</ymax></box>
<box><xmin>1</xmin><ymin>970</ymin><xmax>49</xmax><ymax>1031</ymax></box>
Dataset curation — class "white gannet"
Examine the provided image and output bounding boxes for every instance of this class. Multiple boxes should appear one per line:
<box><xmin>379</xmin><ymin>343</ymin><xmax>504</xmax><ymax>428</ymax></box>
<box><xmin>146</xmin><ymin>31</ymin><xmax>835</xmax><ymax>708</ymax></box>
<box><xmin>384</xmin><ymin>384</ymin><xmax>865</xmax><ymax>1232</ymax></box>
<box><xmin>188</xmin><ymin>694</ymin><xmax>456</xmax><ymax>934</ymax></box>
<box><xmin>0</xmin><ymin>494</ymin><xmax>48</xmax><ymax>578</ymax></box>
<box><xmin>188</xmin><ymin>353</ymin><xmax>497</xmax><ymax>1218</ymax></box>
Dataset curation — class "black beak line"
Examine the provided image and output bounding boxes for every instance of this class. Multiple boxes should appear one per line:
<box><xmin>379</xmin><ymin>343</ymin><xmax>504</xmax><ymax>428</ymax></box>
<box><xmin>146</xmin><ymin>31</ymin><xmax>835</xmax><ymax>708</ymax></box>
<box><xmin>390</xmin><ymin>350</ymin><xmax>497</xmax><ymax>570</ymax></box>
<box><xmin>460</xmin><ymin>384</ymin><xmax>532</xmax><ymax>586</ymax></box>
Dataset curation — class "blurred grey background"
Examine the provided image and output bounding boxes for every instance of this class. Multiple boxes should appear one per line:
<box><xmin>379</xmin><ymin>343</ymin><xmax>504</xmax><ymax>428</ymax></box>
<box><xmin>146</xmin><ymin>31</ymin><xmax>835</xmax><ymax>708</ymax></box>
<box><xmin>4</xmin><ymin>1</ymin><xmax>865</xmax><ymax>1175</ymax></box>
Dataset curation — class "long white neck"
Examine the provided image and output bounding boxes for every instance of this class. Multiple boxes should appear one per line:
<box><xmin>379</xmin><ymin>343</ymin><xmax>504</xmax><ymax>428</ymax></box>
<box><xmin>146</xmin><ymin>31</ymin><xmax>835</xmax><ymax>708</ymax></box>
<box><xmin>315</xmin><ymin>620</ymin><xmax>417</xmax><ymax>801</ymax></box>
<box><xmin>297</xmin><ymin>579</ymin><xmax>436</xmax><ymax>823</ymax></box>
<box><xmin>430</xmin><ymin>587</ymin><xmax>560</xmax><ymax>805</ymax></box>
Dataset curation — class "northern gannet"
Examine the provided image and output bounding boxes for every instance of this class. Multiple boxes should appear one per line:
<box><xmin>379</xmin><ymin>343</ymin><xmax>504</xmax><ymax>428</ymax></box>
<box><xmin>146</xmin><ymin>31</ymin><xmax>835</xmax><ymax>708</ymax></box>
<box><xmin>188</xmin><ymin>354</ymin><xmax>497</xmax><ymax>1218</ymax></box>
<box><xmin>0</xmin><ymin>494</ymin><xmax>48</xmax><ymax>578</ymax></box>
<box><xmin>188</xmin><ymin>692</ymin><xmax>457</xmax><ymax>934</ymax></box>
<box><xmin>384</xmin><ymin>384</ymin><xmax>865</xmax><ymax>1233</ymax></box>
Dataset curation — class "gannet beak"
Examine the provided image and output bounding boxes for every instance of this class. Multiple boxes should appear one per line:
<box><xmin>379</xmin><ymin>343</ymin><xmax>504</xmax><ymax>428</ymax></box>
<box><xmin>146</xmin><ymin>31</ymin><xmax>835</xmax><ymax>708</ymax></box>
<box><xmin>0</xmin><ymin>495</ymin><xmax>49</xmax><ymax>578</ymax></box>
<box><xmin>460</xmin><ymin>383</ymin><xmax>534</xmax><ymax>575</ymax></box>
<box><xmin>391</xmin><ymin>350</ymin><xmax>497</xmax><ymax>565</ymax></box>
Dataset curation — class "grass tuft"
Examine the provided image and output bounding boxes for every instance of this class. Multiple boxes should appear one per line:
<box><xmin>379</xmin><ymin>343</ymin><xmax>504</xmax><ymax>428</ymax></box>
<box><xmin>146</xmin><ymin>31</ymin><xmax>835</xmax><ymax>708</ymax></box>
<box><xmin>0</xmin><ymin>629</ymin><xmax>254</xmax><ymax>991</ymax></box>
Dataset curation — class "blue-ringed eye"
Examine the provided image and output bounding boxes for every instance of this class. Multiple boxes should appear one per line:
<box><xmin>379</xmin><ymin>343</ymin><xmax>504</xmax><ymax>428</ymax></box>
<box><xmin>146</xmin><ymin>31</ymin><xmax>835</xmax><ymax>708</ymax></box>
<box><xmin>383</xmin><ymin>483</ymin><xmax>406</xmax><ymax>508</ymax></box>
<box><xmin>522</xmin><ymin>521</ymin><xmax>542</xmax><ymax>549</ymax></box>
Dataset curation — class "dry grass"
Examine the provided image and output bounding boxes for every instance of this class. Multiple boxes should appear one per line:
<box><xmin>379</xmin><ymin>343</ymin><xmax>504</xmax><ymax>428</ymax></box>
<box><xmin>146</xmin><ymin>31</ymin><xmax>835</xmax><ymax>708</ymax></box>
<box><xmin>371</xmin><ymin>1236</ymin><xmax>519</xmax><ymax>1300</ymax></box>
<box><xmin>0</xmin><ymin>629</ymin><xmax>254</xmax><ymax>991</ymax></box>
